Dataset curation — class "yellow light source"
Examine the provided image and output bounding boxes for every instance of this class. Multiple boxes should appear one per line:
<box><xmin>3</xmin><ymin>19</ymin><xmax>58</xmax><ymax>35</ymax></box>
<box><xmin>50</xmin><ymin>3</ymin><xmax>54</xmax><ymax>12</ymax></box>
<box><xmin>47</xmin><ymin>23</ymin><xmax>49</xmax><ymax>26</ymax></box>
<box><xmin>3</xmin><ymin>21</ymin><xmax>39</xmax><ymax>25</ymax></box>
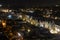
<box><xmin>1</xmin><ymin>9</ymin><xmax>9</xmax><ymax>13</ymax></box>
<box><xmin>2</xmin><ymin>20</ymin><xmax>6</xmax><ymax>28</ymax></box>
<box><xmin>50</xmin><ymin>29</ymin><xmax>58</xmax><ymax>34</ymax></box>
<box><xmin>23</xmin><ymin>18</ymin><xmax>26</xmax><ymax>21</ymax></box>
<box><xmin>2</xmin><ymin>22</ymin><xmax>6</xmax><ymax>28</ymax></box>
<box><xmin>31</xmin><ymin>22</ymin><xmax>33</xmax><ymax>24</ymax></box>
<box><xmin>27</xmin><ymin>20</ymin><xmax>30</xmax><ymax>22</ymax></box>
<box><xmin>30</xmin><ymin>17</ymin><xmax>32</xmax><ymax>20</ymax></box>
<box><xmin>2</xmin><ymin>23</ymin><xmax>6</xmax><ymax>26</ymax></box>
<box><xmin>9</xmin><ymin>32</ymin><xmax>13</xmax><ymax>36</ymax></box>
<box><xmin>49</xmin><ymin>27</ymin><xmax>60</xmax><ymax>34</ymax></box>
<box><xmin>27</xmin><ymin>29</ymin><xmax>31</xmax><ymax>32</ymax></box>
<box><xmin>46</xmin><ymin>15</ymin><xmax>50</xmax><ymax>18</ymax></box>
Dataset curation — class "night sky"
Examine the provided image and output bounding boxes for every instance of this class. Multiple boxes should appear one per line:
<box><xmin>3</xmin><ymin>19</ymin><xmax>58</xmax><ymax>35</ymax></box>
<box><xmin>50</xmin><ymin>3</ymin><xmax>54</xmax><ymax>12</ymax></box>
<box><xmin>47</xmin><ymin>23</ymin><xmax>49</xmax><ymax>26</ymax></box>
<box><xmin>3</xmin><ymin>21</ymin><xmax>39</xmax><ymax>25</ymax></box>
<box><xmin>0</xmin><ymin>0</ymin><xmax>60</xmax><ymax>8</ymax></box>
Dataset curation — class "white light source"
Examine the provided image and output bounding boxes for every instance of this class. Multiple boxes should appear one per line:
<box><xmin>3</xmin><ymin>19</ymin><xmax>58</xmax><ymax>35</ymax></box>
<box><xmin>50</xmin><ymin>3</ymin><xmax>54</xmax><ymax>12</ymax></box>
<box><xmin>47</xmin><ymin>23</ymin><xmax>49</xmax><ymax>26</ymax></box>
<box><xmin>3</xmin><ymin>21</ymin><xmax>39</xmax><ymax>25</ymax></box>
<box><xmin>55</xmin><ymin>17</ymin><xmax>58</xmax><ymax>20</ymax></box>
<box><xmin>0</xmin><ymin>4</ymin><xmax>2</xmax><ymax>7</ymax></box>
<box><xmin>19</xmin><ymin>15</ymin><xmax>22</xmax><ymax>18</ymax></box>
<box><xmin>56</xmin><ymin>28</ymin><xmax>60</xmax><ymax>32</ymax></box>
<box><xmin>50</xmin><ymin>9</ymin><xmax>53</xmax><ymax>12</ymax></box>
<box><xmin>56</xmin><ymin>5</ymin><xmax>60</xmax><ymax>7</ymax></box>
<box><xmin>26</xmin><ymin>15</ymin><xmax>29</xmax><ymax>18</ymax></box>
<box><xmin>8</xmin><ymin>15</ymin><xmax>12</xmax><ymax>19</ymax></box>
<box><xmin>29</xmin><ymin>10</ymin><xmax>34</xmax><ymax>13</ymax></box>
<box><xmin>18</xmin><ymin>32</ymin><xmax>21</xmax><ymax>36</ymax></box>
<box><xmin>9</xmin><ymin>10</ymin><xmax>12</xmax><ymax>12</ymax></box>
<box><xmin>27</xmin><ymin>20</ymin><xmax>30</xmax><ymax>22</ymax></box>
<box><xmin>40</xmin><ymin>24</ymin><xmax>44</xmax><ymax>27</ymax></box>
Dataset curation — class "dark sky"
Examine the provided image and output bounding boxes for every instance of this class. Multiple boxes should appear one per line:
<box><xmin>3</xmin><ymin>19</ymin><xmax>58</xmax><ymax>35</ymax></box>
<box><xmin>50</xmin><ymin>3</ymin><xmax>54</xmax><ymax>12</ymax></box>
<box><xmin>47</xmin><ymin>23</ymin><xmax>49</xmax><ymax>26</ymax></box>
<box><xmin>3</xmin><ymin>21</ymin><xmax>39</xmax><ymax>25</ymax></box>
<box><xmin>0</xmin><ymin>0</ymin><xmax>60</xmax><ymax>8</ymax></box>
